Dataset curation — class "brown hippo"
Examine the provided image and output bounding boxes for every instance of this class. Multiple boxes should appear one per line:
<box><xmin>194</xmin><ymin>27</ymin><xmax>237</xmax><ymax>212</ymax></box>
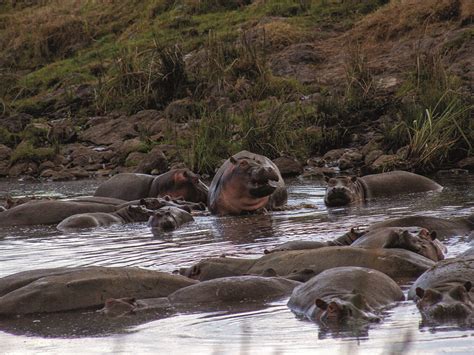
<box><xmin>56</xmin><ymin>205</ymin><xmax>155</xmax><ymax>231</ymax></box>
<box><xmin>368</xmin><ymin>214</ymin><xmax>474</xmax><ymax>240</ymax></box>
<box><xmin>408</xmin><ymin>255</ymin><xmax>474</xmax><ymax>324</ymax></box>
<box><xmin>351</xmin><ymin>227</ymin><xmax>445</xmax><ymax>261</ymax></box>
<box><xmin>180</xmin><ymin>247</ymin><xmax>435</xmax><ymax>282</ymax></box>
<box><xmin>263</xmin><ymin>228</ymin><xmax>364</xmax><ymax>254</ymax></box>
<box><xmin>101</xmin><ymin>275</ymin><xmax>300</xmax><ymax>317</ymax></box>
<box><xmin>287</xmin><ymin>267</ymin><xmax>404</xmax><ymax>324</ymax></box>
<box><xmin>324</xmin><ymin>171</ymin><xmax>442</xmax><ymax>207</ymax></box>
<box><xmin>147</xmin><ymin>206</ymin><xmax>194</xmax><ymax>234</ymax></box>
<box><xmin>208</xmin><ymin>151</ymin><xmax>287</xmax><ymax>215</ymax></box>
<box><xmin>0</xmin><ymin>266</ymin><xmax>197</xmax><ymax>315</ymax></box>
<box><xmin>94</xmin><ymin>169</ymin><xmax>208</xmax><ymax>204</ymax></box>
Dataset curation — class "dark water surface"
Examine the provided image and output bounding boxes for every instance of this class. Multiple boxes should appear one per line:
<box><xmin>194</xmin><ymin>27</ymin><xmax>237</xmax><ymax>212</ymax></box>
<box><xmin>0</xmin><ymin>175</ymin><xmax>473</xmax><ymax>354</ymax></box>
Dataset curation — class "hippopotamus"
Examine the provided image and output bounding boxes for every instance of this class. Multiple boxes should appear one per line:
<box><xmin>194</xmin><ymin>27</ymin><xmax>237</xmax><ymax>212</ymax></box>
<box><xmin>324</xmin><ymin>171</ymin><xmax>442</xmax><ymax>207</ymax></box>
<box><xmin>57</xmin><ymin>205</ymin><xmax>155</xmax><ymax>231</ymax></box>
<box><xmin>351</xmin><ymin>227</ymin><xmax>445</xmax><ymax>261</ymax></box>
<box><xmin>368</xmin><ymin>214</ymin><xmax>474</xmax><ymax>240</ymax></box>
<box><xmin>408</xmin><ymin>255</ymin><xmax>474</xmax><ymax>324</ymax></box>
<box><xmin>94</xmin><ymin>169</ymin><xmax>208</xmax><ymax>204</ymax></box>
<box><xmin>208</xmin><ymin>151</ymin><xmax>287</xmax><ymax>215</ymax></box>
<box><xmin>180</xmin><ymin>246</ymin><xmax>435</xmax><ymax>282</ymax></box>
<box><xmin>0</xmin><ymin>266</ymin><xmax>197</xmax><ymax>315</ymax></box>
<box><xmin>263</xmin><ymin>228</ymin><xmax>364</xmax><ymax>254</ymax></box>
<box><xmin>101</xmin><ymin>275</ymin><xmax>300</xmax><ymax>317</ymax></box>
<box><xmin>147</xmin><ymin>206</ymin><xmax>194</xmax><ymax>234</ymax></box>
<box><xmin>287</xmin><ymin>267</ymin><xmax>404</xmax><ymax>324</ymax></box>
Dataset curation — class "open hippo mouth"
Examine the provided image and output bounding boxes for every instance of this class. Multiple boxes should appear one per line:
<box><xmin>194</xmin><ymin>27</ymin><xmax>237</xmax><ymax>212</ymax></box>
<box><xmin>249</xmin><ymin>179</ymin><xmax>278</xmax><ymax>198</ymax></box>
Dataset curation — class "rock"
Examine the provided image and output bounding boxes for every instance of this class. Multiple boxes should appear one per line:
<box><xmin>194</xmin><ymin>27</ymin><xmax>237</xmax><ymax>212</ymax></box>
<box><xmin>125</xmin><ymin>152</ymin><xmax>147</xmax><ymax>167</ymax></box>
<box><xmin>0</xmin><ymin>113</ymin><xmax>33</xmax><ymax>133</ymax></box>
<box><xmin>38</xmin><ymin>161</ymin><xmax>56</xmax><ymax>172</ymax></box>
<box><xmin>0</xmin><ymin>161</ymin><xmax>9</xmax><ymax>177</ymax></box>
<box><xmin>9</xmin><ymin>162</ymin><xmax>38</xmax><ymax>177</ymax></box>
<box><xmin>370</xmin><ymin>154</ymin><xmax>404</xmax><ymax>172</ymax></box>
<box><xmin>69</xmin><ymin>167</ymin><xmax>91</xmax><ymax>179</ymax></box>
<box><xmin>396</xmin><ymin>145</ymin><xmax>410</xmax><ymax>160</ymax></box>
<box><xmin>364</xmin><ymin>149</ymin><xmax>384</xmax><ymax>166</ymax></box>
<box><xmin>79</xmin><ymin>115</ymin><xmax>138</xmax><ymax>146</ymax></box>
<box><xmin>361</xmin><ymin>138</ymin><xmax>383</xmax><ymax>156</ymax></box>
<box><xmin>48</xmin><ymin>119</ymin><xmax>77</xmax><ymax>144</ymax></box>
<box><xmin>273</xmin><ymin>156</ymin><xmax>303</xmax><ymax>177</ymax></box>
<box><xmin>323</xmin><ymin>149</ymin><xmax>348</xmax><ymax>163</ymax></box>
<box><xmin>164</xmin><ymin>98</ymin><xmax>199</xmax><ymax>122</ymax></box>
<box><xmin>306</xmin><ymin>156</ymin><xmax>326</xmax><ymax>167</ymax></box>
<box><xmin>40</xmin><ymin>168</ymin><xmax>74</xmax><ymax>181</ymax></box>
<box><xmin>65</xmin><ymin>144</ymin><xmax>113</xmax><ymax>168</ymax></box>
<box><xmin>457</xmin><ymin>156</ymin><xmax>474</xmax><ymax>171</ymax></box>
<box><xmin>0</xmin><ymin>144</ymin><xmax>12</xmax><ymax>161</ymax></box>
<box><xmin>301</xmin><ymin>166</ymin><xmax>337</xmax><ymax>179</ymax></box>
<box><xmin>112</xmin><ymin>138</ymin><xmax>143</xmax><ymax>158</ymax></box>
<box><xmin>134</xmin><ymin>146</ymin><xmax>168</xmax><ymax>174</ymax></box>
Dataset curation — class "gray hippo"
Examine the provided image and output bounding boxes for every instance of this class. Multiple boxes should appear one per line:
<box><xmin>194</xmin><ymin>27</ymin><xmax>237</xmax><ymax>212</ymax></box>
<box><xmin>350</xmin><ymin>227</ymin><xmax>445</xmax><ymax>261</ymax></box>
<box><xmin>368</xmin><ymin>214</ymin><xmax>474</xmax><ymax>240</ymax></box>
<box><xmin>94</xmin><ymin>169</ymin><xmax>208</xmax><ymax>204</ymax></box>
<box><xmin>208</xmin><ymin>151</ymin><xmax>287</xmax><ymax>215</ymax></box>
<box><xmin>180</xmin><ymin>247</ymin><xmax>435</xmax><ymax>282</ymax></box>
<box><xmin>57</xmin><ymin>205</ymin><xmax>155</xmax><ymax>231</ymax></box>
<box><xmin>324</xmin><ymin>171</ymin><xmax>442</xmax><ymax>207</ymax></box>
<box><xmin>408</xmin><ymin>255</ymin><xmax>474</xmax><ymax>324</ymax></box>
<box><xmin>263</xmin><ymin>228</ymin><xmax>365</xmax><ymax>254</ymax></box>
<box><xmin>287</xmin><ymin>267</ymin><xmax>404</xmax><ymax>323</ymax></box>
<box><xmin>101</xmin><ymin>275</ymin><xmax>300</xmax><ymax>317</ymax></box>
<box><xmin>0</xmin><ymin>266</ymin><xmax>197</xmax><ymax>315</ymax></box>
<box><xmin>148</xmin><ymin>206</ymin><xmax>194</xmax><ymax>234</ymax></box>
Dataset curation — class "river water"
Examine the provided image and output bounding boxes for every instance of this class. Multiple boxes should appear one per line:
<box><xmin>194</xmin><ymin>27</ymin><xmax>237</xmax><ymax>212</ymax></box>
<box><xmin>0</xmin><ymin>174</ymin><xmax>473</xmax><ymax>354</ymax></box>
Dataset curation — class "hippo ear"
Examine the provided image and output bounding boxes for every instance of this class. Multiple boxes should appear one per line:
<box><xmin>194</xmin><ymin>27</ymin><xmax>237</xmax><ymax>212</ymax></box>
<box><xmin>465</xmin><ymin>281</ymin><xmax>472</xmax><ymax>292</ymax></box>
<box><xmin>415</xmin><ymin>287</ymin><xmax>425</xmax><ymax>299</ymax></box>
<box><xmin>230</xmin><ymin>156</ymin><xmax>238</xmax><ymax>164</ymax></box>
<box><xmin>315</xmin><ymin>299</ymin><xmax>328</xmax><ymax>310</ymax></box>
<box><xmin>350</xmin><ymin>176</ymin><xmax>357</xmax><ymax>182</ymax></box>
<box><xmin>139</xmin><ymin>198</ymin><xmax>146</xmax><ymax>206</ymax></box>
<box><xmin>429</xmin><ymin>231</ymin><xmax>437</xmax><ymax>240</ymax></box>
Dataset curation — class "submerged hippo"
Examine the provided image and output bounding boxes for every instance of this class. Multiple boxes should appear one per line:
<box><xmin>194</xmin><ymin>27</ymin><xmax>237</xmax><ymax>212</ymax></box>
<box><xmin>408</xmin><ymin>255</ymin><xmax>474</xmax><ymax>324</ymax></box>
<box><xmin>180</xmin><ymin>247</ymin><xmax>435</xmax><ymax>282</ymax></box>
<box><xmin>288</xmin><ymin>267</ymin><xmax>404</xmax><ymax>324</ymax></box>
<box><xmin>57</xmin><ymin>205</ymin><xmax>154</xmax><ymax>231</ymax></box>
<box><xmin>0</xmin><ymin>266</ymin><xmax>197</xmax><ymax>315</ymax></box>
<box><xmin>368</xmin><ymin>214</ymin><xmax>474</xmax><ymax>240</ymax></box>
<box><xmin>208</xmin><ymin>151</ymin><xmax>287</xmax><ymax>215</ymax></box>
<box><xmin>101</xmin><ymin>275</ymin><xmax>300</xmax><ymax>318</ymax></box>
<box><xmin>147</xmin><ymin>206</ymin><xmax>194</xmax><ymax>234</ymax></box>
<box><xmin>351</xmin><ymin>227</ymin><xmax>445</xmax><ymax>261</ymax></box>
<box><xmin>324</xmin><ymin>171</ymin><xmax>442</xmax><ymax>207</ymax></box>
<box><xmin>94</xmin><ymin>169</ymin><xmax>208</xmax><ymax>204</ymax></box>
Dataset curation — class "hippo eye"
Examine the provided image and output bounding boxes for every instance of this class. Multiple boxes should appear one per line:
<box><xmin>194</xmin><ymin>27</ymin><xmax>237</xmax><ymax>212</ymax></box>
<box><xmin>239</xmin><ymin>160</ymin><xmax>249</xmax><ymax>168</ymax></box>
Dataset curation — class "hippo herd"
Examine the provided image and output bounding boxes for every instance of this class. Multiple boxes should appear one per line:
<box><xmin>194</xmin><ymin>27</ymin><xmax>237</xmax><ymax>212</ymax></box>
<box><xmin>0</xmin><ymin>150</ymin><xmax>473</xmax><ymax>335</ymax></box>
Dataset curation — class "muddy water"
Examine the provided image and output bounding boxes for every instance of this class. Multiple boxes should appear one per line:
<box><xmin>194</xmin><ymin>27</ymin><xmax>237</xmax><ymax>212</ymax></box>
<box><xmin>0</xmin><ymin>175</ymin><xmax>473</xmax><ymax>354</ymax></box>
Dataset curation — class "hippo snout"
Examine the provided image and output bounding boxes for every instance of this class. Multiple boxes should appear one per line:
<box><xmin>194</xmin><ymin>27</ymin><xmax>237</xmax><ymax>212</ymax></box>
<box><xmin>423</xmin><ymin>303</ymin><xmax>472</xmax><ymax>320</ymax></box>
<box><xmin>324</xmin><ymin>187</ymin><xmax>353</xmax><ymax>206</ymax></box>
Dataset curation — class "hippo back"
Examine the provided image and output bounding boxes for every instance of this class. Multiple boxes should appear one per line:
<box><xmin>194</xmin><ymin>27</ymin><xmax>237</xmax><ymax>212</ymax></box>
<box><xmin>360</xmin><ymin>171</ymin><xmax>442</xmax><ymax>199</ymax></box>
<box><xmin>94</xmin><ymin>173</ymin><xmax>156</xmax><ymax>201</ymax></box>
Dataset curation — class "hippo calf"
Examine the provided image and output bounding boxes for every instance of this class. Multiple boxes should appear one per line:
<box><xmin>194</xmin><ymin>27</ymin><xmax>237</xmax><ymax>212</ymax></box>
<box><xmin>148</xmin><ymin>206</ymin><xmax>194</xmax><ymax>234</ymax></box>
<box><xmin>208</xmin><ymin>150</ymin><xmax>287</xmax><ymax>215</ymax></box>
<box><xmin>351</xmin><ymin>227</ymin><xmax>445</xmax><ymax>261</ymax></box>
<box><xmin>57</xmin><ymin>205</ymin><xmax>154</xmax><ymax>231</ymax></box>
<box><xmin>408</xmin><ymin>255</ymin><xmax>474</xmax><ymax>325</ymax></box>
<box><xmin>94</xmin><ymin>169</ymin><xmax>209</xmax><ymax>204</ymax></box>
<box><xmin>324</xmin><ymin>171</ymin><xmax>442</xmax><ymax>207</ymax></box>
<box><xmin>288</xmin><ymin>267</ymin><xmax>404</xmax><ymax>324</ymax></box>
<box><xmin>368</xmin><ymin>214</ymin><xmax>474</xmax><ymax>240</ymax></box>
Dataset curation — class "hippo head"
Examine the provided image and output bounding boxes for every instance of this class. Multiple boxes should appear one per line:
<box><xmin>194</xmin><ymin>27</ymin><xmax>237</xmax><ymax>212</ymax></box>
<box><xmin>124</xmin><ymin>205</ymin><xmax>156</xmax><ymax>222</ymax></box>
<box><xmin>397</xmin><ymin>228</ymin><xmax>445</xmax><ymax>261</ymax></box>
<box><xmin>148</xmin><ymin>209</ymin><xmax>178</xmax><ymax>232</ymax></box>
<box><xmin>229</xmin><ymin>156</ymin><xmax>280</xmax><ymax>199</ymax></box>
<box><xmin>315</xmin><ymin>293</ymin><xmax>380</xmax><ymax>324</ymax></box>
<box><xmin>415</xmin><ymin>282</ymin><xmax>473</xmax><ymax>322</ymax></box>
<box><xmin>139</xmin><ymin>198</ymin><xmax>167</xmax><ymax>210</ymax></box>
<box><xmin>157</xmin><ymin>169</ymin><xmax>209</xmax><ymax>204</ymax></box>
<box><xmin>324</xmin><ymin>176</ymin><xmax>360</xmax><ymax>207</ymax></box>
